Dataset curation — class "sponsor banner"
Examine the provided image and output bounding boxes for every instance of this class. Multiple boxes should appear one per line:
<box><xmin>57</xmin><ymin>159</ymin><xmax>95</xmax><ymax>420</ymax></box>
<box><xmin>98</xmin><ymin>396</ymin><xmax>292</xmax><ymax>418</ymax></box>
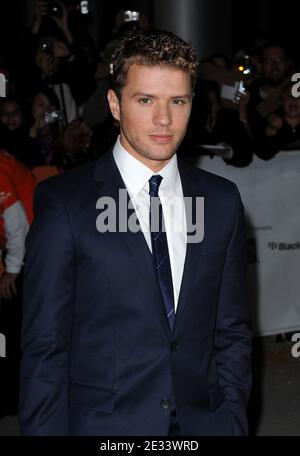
<box><xmin>196</xmin><ymin>151</ymin><xmax>300</xmax><ymax>336</ymax></box>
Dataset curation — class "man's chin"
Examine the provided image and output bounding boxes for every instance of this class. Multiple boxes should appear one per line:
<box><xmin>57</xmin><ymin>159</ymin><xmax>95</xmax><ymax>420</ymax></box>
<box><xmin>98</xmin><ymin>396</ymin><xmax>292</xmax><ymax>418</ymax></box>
<box><xmin>148</xmin><ymin>149</ymin><xmax>176</xmax><ymax>162</ymax></box>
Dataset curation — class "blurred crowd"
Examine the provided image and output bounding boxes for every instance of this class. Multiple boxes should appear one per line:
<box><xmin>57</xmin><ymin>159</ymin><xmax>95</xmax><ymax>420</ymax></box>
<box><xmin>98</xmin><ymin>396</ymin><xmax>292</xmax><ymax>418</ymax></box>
<box><xmin>0</xmin><ymin>0</ymin><xmax>299</xmax><ymax>418</ymax></box>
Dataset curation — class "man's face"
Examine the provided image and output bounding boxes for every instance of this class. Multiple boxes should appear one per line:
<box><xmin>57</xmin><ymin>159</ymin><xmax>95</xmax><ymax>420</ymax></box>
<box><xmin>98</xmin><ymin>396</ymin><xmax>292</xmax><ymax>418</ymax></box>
<box><xmin>261</xmin><ymin>47</ymin><xmax>289</xmax><ymax>85</ymax></box>
<box><xmin>108</xmin><ymin>64</ymin><xmax>193</xmax><ymax>171</ymax></box>
<box><xmin>35</xmin><ymin>52</ymin><xmax>60</xmax><ymax>79</ymax></box>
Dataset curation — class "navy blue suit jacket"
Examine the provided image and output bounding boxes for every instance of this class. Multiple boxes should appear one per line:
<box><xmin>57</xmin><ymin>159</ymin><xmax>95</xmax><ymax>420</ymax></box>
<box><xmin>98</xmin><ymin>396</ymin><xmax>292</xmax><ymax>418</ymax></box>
<box><xmin>19</xmin><ymin>151</ymin><xmax>252</xmax><ymax>436</ymax></box>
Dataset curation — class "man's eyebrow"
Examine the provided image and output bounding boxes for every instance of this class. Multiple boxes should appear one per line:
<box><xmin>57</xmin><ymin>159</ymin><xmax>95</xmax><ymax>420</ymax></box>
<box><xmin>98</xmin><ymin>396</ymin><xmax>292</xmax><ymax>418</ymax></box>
<box><xmin>171</xmin><ymin>94</ymin><xmax>192</xmax><ymax>99</ymax></box>
<box><xmin>131</xmin><ymin>93</ymin><xmax>154</xmax><ymax>98</ymax></box>
<box><xmin>131</xmin><ymin>92</ymin><xmax>192</xmax><ymax>99</ymax></box>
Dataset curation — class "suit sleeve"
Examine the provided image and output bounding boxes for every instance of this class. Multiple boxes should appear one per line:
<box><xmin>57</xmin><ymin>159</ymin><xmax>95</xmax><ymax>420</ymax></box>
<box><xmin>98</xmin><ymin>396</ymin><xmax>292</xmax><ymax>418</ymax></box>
<box><xmin>214</xmin><ymin>184</ymin><xmax>252</xmax><ymax>436</ymax></box>
<box><xmin>19</xmin><ymin>179</ymin><xmax>76</xmax><ymax>435</ymax></box>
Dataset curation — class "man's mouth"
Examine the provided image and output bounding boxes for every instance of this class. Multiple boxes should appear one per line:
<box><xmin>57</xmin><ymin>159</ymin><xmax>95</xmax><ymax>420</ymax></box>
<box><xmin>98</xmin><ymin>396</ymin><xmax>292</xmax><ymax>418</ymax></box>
<box><xmin>149</xmin><ymin>135</ymin><xmax>173</xmax><ymax>143</ymax></box>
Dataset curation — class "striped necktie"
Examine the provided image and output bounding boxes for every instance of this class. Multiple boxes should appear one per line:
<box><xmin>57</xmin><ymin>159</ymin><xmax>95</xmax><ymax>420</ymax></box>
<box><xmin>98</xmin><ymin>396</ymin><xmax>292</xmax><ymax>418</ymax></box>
<box><xmin>149</xmin><ymin>175</ymin><xmax>175</xmax><ymax>331</ymax></box>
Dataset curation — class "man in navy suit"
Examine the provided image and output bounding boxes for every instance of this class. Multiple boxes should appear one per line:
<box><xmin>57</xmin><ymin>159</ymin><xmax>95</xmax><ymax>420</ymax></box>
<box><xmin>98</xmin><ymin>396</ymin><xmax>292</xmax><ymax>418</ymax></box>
<box><xmin>19</xmin><ymin>29</ymin><xmax>252</xmax><ymax>436</ymax></box>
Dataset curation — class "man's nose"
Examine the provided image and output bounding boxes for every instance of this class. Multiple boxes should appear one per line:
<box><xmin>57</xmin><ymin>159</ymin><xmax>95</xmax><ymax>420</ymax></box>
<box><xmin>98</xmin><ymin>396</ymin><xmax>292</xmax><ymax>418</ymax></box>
<box><xmin>153</xmin><ymin>103</ymin><xmax>172</xmax><ymax>126</ymax></box>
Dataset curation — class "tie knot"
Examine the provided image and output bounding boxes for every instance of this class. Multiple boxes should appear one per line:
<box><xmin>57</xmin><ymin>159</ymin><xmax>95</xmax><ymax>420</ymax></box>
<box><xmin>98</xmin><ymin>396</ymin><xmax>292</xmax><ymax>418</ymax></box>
<box><xmin>149</xmin><ymin>175</ymin><xmax>163</xmax><ymax>197</ymax></box>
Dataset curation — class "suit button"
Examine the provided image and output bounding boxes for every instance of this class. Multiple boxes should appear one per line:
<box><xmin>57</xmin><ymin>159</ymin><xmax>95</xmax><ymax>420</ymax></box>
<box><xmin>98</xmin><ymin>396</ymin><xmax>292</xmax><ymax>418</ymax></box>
<box><xmin>160</xmin><ymin>398</ymin><xmax>170</xmax><ymax>410</ymax></box>
<box><xmin>170</xmin><ymin>341</ymin><xmax>179</xmax><ymax>352</ymax></box>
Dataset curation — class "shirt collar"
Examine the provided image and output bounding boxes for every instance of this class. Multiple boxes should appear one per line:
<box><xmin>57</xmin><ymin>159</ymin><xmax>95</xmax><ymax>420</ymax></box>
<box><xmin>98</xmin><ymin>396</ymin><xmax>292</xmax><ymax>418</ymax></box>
<box><xmin>113</xmin><ymin>136</ymin><xmax>180</xmax><ymax>197</ymax></box>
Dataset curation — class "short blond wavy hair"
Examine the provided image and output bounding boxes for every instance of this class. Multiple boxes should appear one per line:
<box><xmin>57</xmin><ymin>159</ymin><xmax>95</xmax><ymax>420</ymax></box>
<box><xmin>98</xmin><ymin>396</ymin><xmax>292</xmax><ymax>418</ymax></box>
<box><xmin>110</xmin><ymin>29</ymin><xmax>198</xmax><ymax>98</ymax></box>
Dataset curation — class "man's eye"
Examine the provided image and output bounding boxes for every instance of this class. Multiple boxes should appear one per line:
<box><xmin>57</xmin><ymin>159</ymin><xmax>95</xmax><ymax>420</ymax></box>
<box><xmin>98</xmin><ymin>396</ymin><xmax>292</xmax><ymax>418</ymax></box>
<box><xmin>172</xmin><ymin>99</ymin><xmax>185</xmax><ymax>105</ymax></box>
<box><xmin>139</xmin><ymin>98</ymin><xmax>151</xmax><ymax>104</ymax></box>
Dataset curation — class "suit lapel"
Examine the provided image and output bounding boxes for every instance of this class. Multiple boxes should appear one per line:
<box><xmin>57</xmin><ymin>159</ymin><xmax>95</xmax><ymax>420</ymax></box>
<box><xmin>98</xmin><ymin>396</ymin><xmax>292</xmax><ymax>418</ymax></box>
<box><xmin>94</xmin><ymin>152</ymin><xmax>172</xmax><ymax>339</ymax></box>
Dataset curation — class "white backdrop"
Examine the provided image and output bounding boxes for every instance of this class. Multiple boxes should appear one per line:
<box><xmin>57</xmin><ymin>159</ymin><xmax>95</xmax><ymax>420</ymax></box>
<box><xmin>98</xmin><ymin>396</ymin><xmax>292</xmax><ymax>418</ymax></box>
<box><xmin>196</xmin><ymin>151</ymin><xmax>300</xmax><ymax>336</ymax></box>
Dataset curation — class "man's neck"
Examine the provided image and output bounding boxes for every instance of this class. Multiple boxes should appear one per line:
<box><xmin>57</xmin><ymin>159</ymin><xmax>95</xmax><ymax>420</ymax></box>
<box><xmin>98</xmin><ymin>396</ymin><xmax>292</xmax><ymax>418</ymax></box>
<box><xmin>261</xmin><ymin>82</ymin><xmax>281</xmax><ymax>97</ymax></box>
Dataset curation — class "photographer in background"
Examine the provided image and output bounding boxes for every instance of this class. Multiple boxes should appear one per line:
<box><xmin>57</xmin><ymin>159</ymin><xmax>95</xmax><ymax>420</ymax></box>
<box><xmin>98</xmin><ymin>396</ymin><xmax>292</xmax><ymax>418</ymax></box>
<box><xmin>249</xmin><ymin>42</ymin><xmax>292</xmax><ymax>107</ymax></box>
<box><xmin>180</xmin><ymin>80</ymin><xmax>254</xmax><ymax>167</ymax></box>
<box><xmin>36</xmin><ymin>33</ymin><xmax>78</xmax><ymax>125</ymax></box>
<box><xmin>255</xmin><ymin>83</ymin><xmax>300</xmax><ymax>160</ymax></box>
<box><xmin>21</xmin><ymin>23</ymin><xmax>77</xmax><ymax>126</ymax></box>
<box><xmin>28</xmin><ymin>87</ymin><xmax>62</xmax><ymax>165</ymax></box>
<box><xmin>24</xmin><ymin>0</ymin><xmax>95</xmax><ymax>112</ymax></box>
<box><xmin>83</xmin><ymin>9</ymin><xmax>150</xmax><ymax>131</ymax></box>
<box><xmin>246</xmin><ymin>41</ymin><xmax>294</xmax><ymax>135</ymax></box>
<box><xmin>31</xmin><ymin>0</ymin><xmax>73</xmax><ymax>44</ymax></box>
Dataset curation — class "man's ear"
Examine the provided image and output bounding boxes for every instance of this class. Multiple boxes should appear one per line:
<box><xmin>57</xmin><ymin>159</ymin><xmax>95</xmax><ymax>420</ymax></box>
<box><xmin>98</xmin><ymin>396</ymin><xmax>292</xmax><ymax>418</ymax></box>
<box><xmin>107</xmin><ymin>89</ymin><xmax>120</xmax><ymax>121</ymax></box>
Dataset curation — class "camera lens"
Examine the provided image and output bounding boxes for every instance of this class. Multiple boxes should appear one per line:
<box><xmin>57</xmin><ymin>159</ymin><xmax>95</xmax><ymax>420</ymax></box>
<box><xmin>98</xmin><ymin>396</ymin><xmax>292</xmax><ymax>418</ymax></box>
<box><xmin>39</xmin><ymin>39</ymin><xmax>53</xmax><ymax>55</ymax></box>
<box><xmin>50</xmin><ymin>2</ymin><xmax>63</xmax><ymax>18</ymax></box>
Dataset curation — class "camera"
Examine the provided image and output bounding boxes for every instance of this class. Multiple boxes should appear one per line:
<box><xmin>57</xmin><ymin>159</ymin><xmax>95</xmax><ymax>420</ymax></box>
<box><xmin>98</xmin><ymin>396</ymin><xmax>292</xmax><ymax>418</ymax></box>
<box><xmin>236</xmin><ymin>55</ymin><xmax>254</xmax><ymax>80</ymax></box>
<box><xmin>79</xmin><ymin>1</ymin><xmax>89</xmax><ymax>15</ymax></box>
<box><xmin>44</xmin><ymin>110</ymin><xmax>63</xmax><ymax>125</ymax></box>
<box><xmin>38</xmin><ymin>37</ymin><xmax>54</xmax><ymax>55</ymax></box>
<box><xmin>48</xmin><ymin>1</ymin><xmax>64</xmax><ymax>18</ymax></box>
<box><xmin>123</xmin><ymin>10</ymin><xmax>140</xmax><ymax>23</ymax></box>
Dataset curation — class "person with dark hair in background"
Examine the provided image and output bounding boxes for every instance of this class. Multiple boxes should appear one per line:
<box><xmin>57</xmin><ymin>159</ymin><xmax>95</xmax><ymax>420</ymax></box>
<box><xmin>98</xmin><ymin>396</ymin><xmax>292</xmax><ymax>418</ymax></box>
<box><xmin>245</xmin><ymin>41</ymin><xmax>293</xmax><ymax>138</ymax></box>
<box><xmin>56</xmin><ymin>118</ymin><xmax>93</xmax><ymax>171</ymax></box>
<box><xmin>256</xmin><ymin>83</ymin><xmax>300</xmax><ymax>160</ymax></box>
<box><xmin>28</xmin><ymin>87</ymin><xmax>62</xmax><ymax>165</ymax></box>
<box><xmin>20</xmin><ymin>1</ymin><xmax>79</xmax><ymax>126</ymax></box>
<box><xmin>0</xmin><ymin>98</ymin><xmax>44</xmax><ymax>169</ymax></box>
<box><xmin>248</xmin><ymin>42</ymin><xmax>292</xmax><ymax>108</ymax></box>
<box><xmin>23</xmin><ymin>0</ymin><xmax>96</xmax><ymax>115</ymax></box>
<box><xmin>20</xmin><ymin>29</ymin><xmax>251</xmax><ymax>436</ymax></box>
<box><xmin>0</xmin><ymin>98</ymin><xmax>24</xmax><ymax>133</ymax></box>
<box><xmin>180</xmin><ymin>80</ymin><xmax>254</xmax><ymax>167</ymax></box>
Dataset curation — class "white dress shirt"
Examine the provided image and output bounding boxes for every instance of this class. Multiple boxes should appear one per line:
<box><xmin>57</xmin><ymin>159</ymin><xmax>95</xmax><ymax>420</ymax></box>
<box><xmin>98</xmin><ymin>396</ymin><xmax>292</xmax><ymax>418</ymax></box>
<box><xmin>113</xmin><ymin>137</ymin><xmax>186</xmax><ymax>311</ymax></box>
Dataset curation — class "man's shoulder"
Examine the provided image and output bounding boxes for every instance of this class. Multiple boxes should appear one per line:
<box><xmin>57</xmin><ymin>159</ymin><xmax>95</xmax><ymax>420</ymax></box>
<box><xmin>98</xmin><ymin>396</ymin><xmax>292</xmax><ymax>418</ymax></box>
<box><xmin>179</xmin><ymin>159</ymin><xmax>239</xmax><ymax>196</ymax></box>
<box><xmin>37</xmin><ymin>161</ymin><xmax>96</xmax><ymax>196</ymax></box>
<box><xmin>37</xmin><ymin>150</ymin><xmax>114</xmax><ymax>198</ymax></box>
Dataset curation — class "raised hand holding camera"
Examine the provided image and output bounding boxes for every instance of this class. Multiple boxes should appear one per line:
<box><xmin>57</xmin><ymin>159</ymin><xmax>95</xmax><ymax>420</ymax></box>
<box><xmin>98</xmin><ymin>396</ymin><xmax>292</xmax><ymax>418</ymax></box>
<box><xmin>48</xmin><ymin>1</ymin><xmax>74</xmax><ymax>45</ymax></box>
<box><xmin>31</xmin><ymin>0</ymin><xmax>48</xmax><ymax>33</ymax></box>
